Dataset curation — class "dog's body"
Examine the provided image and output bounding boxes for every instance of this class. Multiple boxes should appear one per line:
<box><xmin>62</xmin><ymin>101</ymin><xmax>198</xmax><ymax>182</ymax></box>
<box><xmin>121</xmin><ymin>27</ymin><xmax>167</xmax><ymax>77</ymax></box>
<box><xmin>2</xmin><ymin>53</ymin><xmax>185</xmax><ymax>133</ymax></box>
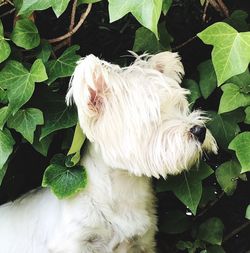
<box><xmin>0</xmin><ymin>145</ymin><xmax>156</xmax><ymax>253</ymax></box>
<box><xmin>0</xmin><ymin>52</ymin><xmax>217</xmax><ymax>253</ymax></box>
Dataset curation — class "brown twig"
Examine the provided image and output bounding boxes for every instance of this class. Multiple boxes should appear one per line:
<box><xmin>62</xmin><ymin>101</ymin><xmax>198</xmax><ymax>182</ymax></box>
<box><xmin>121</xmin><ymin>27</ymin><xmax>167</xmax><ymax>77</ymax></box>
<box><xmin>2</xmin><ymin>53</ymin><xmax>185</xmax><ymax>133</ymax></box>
<box><xmin>6</xmin><ymin>0</ymin><xmax>14</xmax><ymax>5</ymax></box>
<box><xmin>48</xmin><ymin>3</ymin><xmax>92</xmax><ymax>44</ymax></box>
<box><xmin>0</xmin><ymin>7</ymin><xmax>15</xmax><ymax>18</ymax></box>
<box><xmin>208</xmin><ymin>0</ymin><xmax>229</xmax><ymax>17</ymax></box>
<box><xmin>223</xmin><ymin>220</ymin><xmax>250</xmax><ymax>244</ymax></box>
<box><xmin>202</xmin><ymin>0</ymin><xmax>210</xmax><ymax>22</ymax></box>
<box><xmin>172</xmin><ymin>35</ymin><xmax>197</xmax><ymax>51</ymax></box>
<box><xmin>67</xmin><ymin>0</ymin><xmax>78</xmax><ymax>46</ymax></box>
<box><xmin>54</xmin><ymin>39</ymin><xmax>71</xmax><ymax>52</ymax></box>
<box><xmin>215</xmin><ymin>0</ymin><xmax>229</xmax><ymax>17</ymax></box>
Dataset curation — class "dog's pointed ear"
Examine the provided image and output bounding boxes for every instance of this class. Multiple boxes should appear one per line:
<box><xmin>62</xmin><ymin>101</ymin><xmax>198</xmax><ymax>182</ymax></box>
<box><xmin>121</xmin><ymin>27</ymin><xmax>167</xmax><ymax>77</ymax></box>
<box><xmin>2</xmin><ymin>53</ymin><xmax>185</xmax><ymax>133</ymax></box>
<box><xmin>148</xmin><ymin>52</ymin><xmax>185</xmax><ymax>82</ymax></box>
<box><xmin>67</xmin><ymin>54</ymin><xmax>108</xmax><ymax>112</ymax></box>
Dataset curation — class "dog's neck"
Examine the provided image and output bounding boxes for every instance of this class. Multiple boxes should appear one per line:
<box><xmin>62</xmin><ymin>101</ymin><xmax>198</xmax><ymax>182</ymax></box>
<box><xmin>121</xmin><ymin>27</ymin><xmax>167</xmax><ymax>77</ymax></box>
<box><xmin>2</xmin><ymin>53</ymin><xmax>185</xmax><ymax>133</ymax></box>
<box><xmin>80</xmin><ymin>142</ymin><xmax>152</xmax><ymax>207</ymax></box>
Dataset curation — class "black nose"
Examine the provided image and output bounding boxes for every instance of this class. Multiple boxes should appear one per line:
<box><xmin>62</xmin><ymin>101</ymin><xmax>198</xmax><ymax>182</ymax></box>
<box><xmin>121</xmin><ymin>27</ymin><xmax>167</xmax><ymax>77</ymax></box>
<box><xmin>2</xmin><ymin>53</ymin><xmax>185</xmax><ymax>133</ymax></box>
<box><xmin>190</xmin><ymin>125</ymin><xmax>206</xmax><ymax>144</ymax></box>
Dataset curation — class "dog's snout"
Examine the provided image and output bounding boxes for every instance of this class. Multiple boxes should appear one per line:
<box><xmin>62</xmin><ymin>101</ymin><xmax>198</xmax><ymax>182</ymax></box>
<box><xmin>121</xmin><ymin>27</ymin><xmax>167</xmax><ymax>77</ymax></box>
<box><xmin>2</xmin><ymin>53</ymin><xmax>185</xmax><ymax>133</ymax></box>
<box><xmin>190</xmin><ymin>125</ymin><xmax>206</xmax><ymax>144</ymax></box>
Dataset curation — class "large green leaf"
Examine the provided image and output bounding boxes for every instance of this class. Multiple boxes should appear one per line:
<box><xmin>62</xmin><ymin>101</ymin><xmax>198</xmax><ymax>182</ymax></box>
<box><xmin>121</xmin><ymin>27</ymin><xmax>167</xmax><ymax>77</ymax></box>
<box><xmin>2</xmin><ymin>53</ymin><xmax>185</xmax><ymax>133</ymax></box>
<box><xmin>198</xmin><ymin>218</ymin><xmax>224</xmax><ymax>245</ymax></box>
<box><xmin>42</xmin><ymin>154</ymin><xmax>87</xmax><ymax>199</ymax></box>
<box><xmin>207</xmin><ymin>111</ymin><xmax>241</xmax><ymax>149</ymax></box>
<box><xmin>108</xmin><ymin>0</ymin><xmax>162</xmax><ymax>38</ymax></box>
<box><xmin>7</xmin><ymin>108</ymin><xmax>44</xmax><ymax>143</ymax></box>
<box><xmin>18</xmin><ymin>0</ymin><xmax>52</xmax><ymax>16</ymax></box>
<box><xmin>157</xmin><ymin>162</ymin><xmax>213</xmax><ymax>215</ymax></box>
<box><xmin>0</xmin><ymin>129</ymin><xmax>15</xmax><ymax>176</ymax></box>
<box><xmin>218</xmin><ymin>83</ymin><xmax>250</xmax><ymax>114</ymax></box>
<box><xmin>229</xmin><ymin>132</ymin><xmax>250</xmax><ymax>173</ymax></box>
<box><xmin>133</xmin><ymin>23</ymin><xmax>172</xmax><ymax>53</ymax></box>
<box><xmin>0</xmin><ymin>60</ymin><xmax>48</xmax><ymax>114</ymax></box>
<box><xmin>11</xmin><ymin>18</ymin><xmax>40</xmax><ymax>50</ymax></box>
<box><xmin>215</xmin><ymin>160</ymin><xmax>241</xmax><ymax>195</ymax></box>
<box><xmin>41</xmin><ymin>93</ymin><xmax>78</xmax><ymax>139</ymax></box>
<box><xmin>0</xmin><ymin>21</ymin><xmax>11</xmax><ymax>63</ymax></box>
<box><xmin>197</xmin><ymin>60</ymin><xmax>217</xmax><ymax>99</ymax></box>
<box><xmin>51</xmin><ymin>0</ymin><xmax>71</xmax><ymax>17</ymax></box>
<box><xmin>46</xmin><ymin>45</ymin><xmax>80</xmax><ymax>84</ymax></box>
<box><xmin>198</xmin><ymin>22</ymin><xmax>250</xmax><ymax>85</ymax></box>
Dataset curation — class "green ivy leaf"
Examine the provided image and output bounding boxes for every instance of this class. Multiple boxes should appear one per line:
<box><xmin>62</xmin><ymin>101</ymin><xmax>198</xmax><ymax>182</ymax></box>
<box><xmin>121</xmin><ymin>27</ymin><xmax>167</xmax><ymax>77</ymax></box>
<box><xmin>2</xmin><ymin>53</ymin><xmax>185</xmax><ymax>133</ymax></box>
<box><xmin>197</xmin><ymin>60</ymin><xmax>217</xmax><ymax>99</ymax></box>
<box><xmin>228</xmin><ymin>68</ymin><xmax>250</xmax><ymax>94</ymax></box>
<box><xmin>18</xmin><ymin>0</ymin><xmax>52</xmax><ymax>16</ymax></box>
<box><xmin>42</xmin><ymin>154</ymin><xmax>87</xmax><ymax>199</ymax></box>
<box><xmin>159</xmin><ymin>210</ymin><xmax>191</xmax><ymax>234</ymax></box>
<box><xmin>0</xmin><ymin>106</ymin><xmax>12</xmax><ymax>130</ymax></box>
<box><xmin>66</xmin><ymin>123</ymin><xmax>86</xmax><ymax>166</ymax></box>
<box><xmin>215</xmin><ymin>160</ymin><xmax>241</xmax><ymax>195</ymax></box>
<box><xmin>11</xmin><ymin>18</ymin><xmax>40</xmax><ymax>50</ymax></box>
<box><xmin>51</xmin><ymin>0</ymin><xmax>71</xmax><ymax>17</ymax></box>
<box><xmin>229</xmin><ymin>132</ymin><xmax>250</xmax><ymax>173</ymax></box>
<box><xmin>30</xmin><ymin>59</ymin><xmax>48</xmax><ymax>82</ymax></box>
<box><xmin>245</xmin><ymin>106</ymin><xmax>250</xmax><ymax>124</ymax></box>
<box><xmin>37</xmin><ymin>41</ymin><xmax>52</xmax><ymax>63</ymax></box>
<box><xmin>198</xmin><ymin>217</ymin><xmax>224</xmax><ymax>245</ymax></box>
<box><xmin>207</xmin><ymin>111</ymin><xmax>241</xmax><ymax>149</ymax></box>
<box><xmin>133</xmin><ymin>23</ymin><xmax>172</xmax><ymax>53</ymax></box>
<box><xmin>198</xmin><ymin>22</ymin><xmax>250</xmax><ymax>85</ymax></box>
<box><xmin>183</xmin><ymin>79</ymin><xmax>201</xmax><ymax>108</ymax></box>
<box><xmin>0</xmin><ymin>60</ymin><xmax>48</xmax><ymax>114</ymax></box>
<box><xmin>162</xmin><ymin>0</ymin><xmax>172</xmax><ymax>15</ymax></box>
<box><xmin>157</xmin><ymin>162</ymin><xmax>213</xmax><ymax>215</ymax></box>
<box><xmin>0</xmin><ymin>89</ymin><xmax>8</xmax><ymax>104</ymax></box>
<box><xmin>0</xmin><ymin>21</ymin><xmax>11</xmax><ymax>63</ymax></box>
<box><xmin>224</xmin><ymin>10</ymin><xmax>249</xmax><ymax>32</ymax></box>
<box><xmin>46</xmin><ymin>45</ymin><xmax>80</xmax><ymax>85</ymax></box>
<box><xmin>108</xmin><ymin>0</ymin><xmax>163</xmax><ymax>38</ymax></box>
<box><xmin>32</xmin><ymin>132</ymin><xmax>53</xmax><ymax>156</ymax></box>
<box><xmin>68</xmin><ymin>123</ymin><xmax>85</xmax><ymax>155</ymax></box>
<box><xmin>133</xmin><ymin>27</ymin><xmax>161</xmax><ymax>53</ymax></box>
<box><xmin>7</xmin><ymin>108</ymin><xmax>44</xmax><ymax>143</ymax></box>
<box><xmin>246</xmin><ymin>205</ymin><xmax>250</xmax><ymax>220</ymax></box>
<box><xmin>0</xmin><ymin>129</ymin><xmax>15</xmax><ymax>174</ymax></box>
<box><xmin>218</xmin><ymin>83</ymin><xmax>250</xmax><ymax>114</ymax></box>
<box><xmin>41</xmin><ymin>93</ymin><xmax>78</xmax><ymax>139</ymax></box>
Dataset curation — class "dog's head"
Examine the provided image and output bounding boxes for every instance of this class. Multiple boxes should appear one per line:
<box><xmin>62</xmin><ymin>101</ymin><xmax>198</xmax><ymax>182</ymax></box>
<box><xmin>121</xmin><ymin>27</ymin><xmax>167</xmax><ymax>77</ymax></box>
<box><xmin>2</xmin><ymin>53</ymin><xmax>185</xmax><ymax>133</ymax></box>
<box><xmin>67</xmin><ymin>52</ymin><xmax>217</xmax><ymax>178</ymax></box>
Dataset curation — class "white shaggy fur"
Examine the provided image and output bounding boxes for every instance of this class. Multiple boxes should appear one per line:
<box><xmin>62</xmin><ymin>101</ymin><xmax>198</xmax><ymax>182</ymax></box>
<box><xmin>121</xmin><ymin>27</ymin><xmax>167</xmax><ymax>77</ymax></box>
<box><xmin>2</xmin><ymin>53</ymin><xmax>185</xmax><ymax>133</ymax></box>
<box><xmin>0</xmin><ymin>52</ymin><xmax>217</xmax><ymax>253</ymax></box>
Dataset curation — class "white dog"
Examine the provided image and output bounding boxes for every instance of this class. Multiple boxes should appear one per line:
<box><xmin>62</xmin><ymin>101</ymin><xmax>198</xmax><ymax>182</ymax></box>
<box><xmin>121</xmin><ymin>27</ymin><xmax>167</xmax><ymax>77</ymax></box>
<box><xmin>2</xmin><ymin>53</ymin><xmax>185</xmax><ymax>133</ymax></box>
<box><xmin>0</xmin><ymin>52</ymin><xmax>217</xmax><ymax>253</ymax></box>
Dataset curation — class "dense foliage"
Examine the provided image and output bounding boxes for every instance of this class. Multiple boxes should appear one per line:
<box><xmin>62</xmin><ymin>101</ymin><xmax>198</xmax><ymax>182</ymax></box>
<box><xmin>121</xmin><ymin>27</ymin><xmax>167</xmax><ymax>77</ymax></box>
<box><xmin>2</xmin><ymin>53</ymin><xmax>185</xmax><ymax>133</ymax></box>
<box><xmin>0</xmin><ymin>0</ymin><xmax>249</xmax><ymax>252</ymax></box>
